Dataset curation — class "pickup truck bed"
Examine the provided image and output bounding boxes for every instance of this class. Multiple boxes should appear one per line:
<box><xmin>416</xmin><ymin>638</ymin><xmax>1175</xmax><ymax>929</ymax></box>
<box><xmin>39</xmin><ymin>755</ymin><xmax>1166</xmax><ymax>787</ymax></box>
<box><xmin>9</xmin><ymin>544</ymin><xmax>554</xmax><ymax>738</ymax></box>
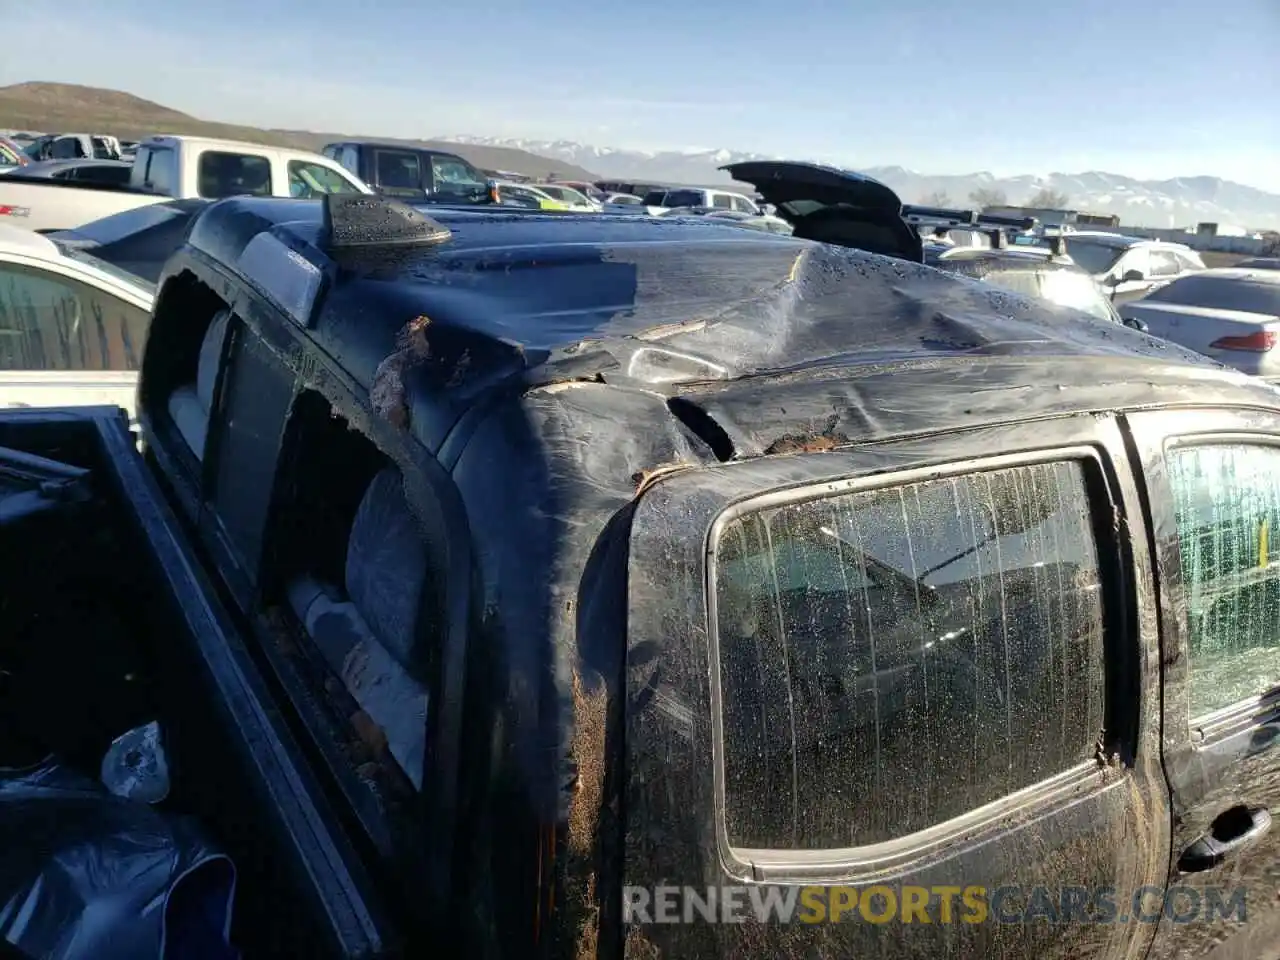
<box><xmin>0</xmin><ymin>407</ymin><xmax>396</xmax><ymax>958</ymax></box>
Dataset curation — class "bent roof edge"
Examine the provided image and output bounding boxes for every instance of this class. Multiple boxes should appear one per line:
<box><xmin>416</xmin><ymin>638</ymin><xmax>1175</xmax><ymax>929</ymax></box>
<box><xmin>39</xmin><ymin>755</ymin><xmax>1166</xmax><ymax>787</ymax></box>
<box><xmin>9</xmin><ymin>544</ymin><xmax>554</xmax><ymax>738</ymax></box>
<box><xmin>176</xmin><ymin>196</ymin><xmax>1236</xmax><ymax>398</ymax></box>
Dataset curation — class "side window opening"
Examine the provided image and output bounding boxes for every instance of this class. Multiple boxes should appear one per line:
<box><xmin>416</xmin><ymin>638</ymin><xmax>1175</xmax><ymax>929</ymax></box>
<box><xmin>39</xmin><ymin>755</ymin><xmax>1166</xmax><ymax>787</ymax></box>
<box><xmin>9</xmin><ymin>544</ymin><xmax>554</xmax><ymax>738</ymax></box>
<box><xmin>287</xmin><ymin>160</ymin><xmax>362</xmax><ymax>198</ymax></box>
<box><xmin>264</xmin><ymin>392</ymin><xmax>434</xmax><ymax>795</ymax></box>
<box><xmin>714</xmin><ymin>459</ymin><xmax>1110</xmax><ymax>851</ymax></box>
<box><xmin>1148</xmin><ymin>250</ymin><xmax>1181</xmax><ymax>278</ymax></box>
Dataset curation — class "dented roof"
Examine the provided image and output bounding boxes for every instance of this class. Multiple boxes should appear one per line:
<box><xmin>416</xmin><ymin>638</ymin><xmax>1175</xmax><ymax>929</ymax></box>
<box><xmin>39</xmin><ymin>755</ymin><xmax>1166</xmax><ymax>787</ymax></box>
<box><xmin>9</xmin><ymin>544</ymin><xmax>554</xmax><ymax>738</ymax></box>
<box><xmin>168</xmin><ymin>195</ymin><xmax>1276</xmax><ymax>453</ymax></box>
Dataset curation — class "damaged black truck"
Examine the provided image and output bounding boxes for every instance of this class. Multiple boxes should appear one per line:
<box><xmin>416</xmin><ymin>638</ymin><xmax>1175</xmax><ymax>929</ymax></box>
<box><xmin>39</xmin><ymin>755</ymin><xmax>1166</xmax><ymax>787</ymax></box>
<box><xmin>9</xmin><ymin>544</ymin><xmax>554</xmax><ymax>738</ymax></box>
<box><xmin>5</xmin><ymin>183</ymin><xmax>1280</xmax><ymax>960</ymax></box>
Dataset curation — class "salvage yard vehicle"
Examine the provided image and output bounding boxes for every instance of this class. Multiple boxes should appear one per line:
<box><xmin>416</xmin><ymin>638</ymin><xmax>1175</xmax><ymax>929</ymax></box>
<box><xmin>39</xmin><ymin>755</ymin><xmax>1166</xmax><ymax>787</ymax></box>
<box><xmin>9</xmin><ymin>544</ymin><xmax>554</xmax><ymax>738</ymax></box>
<box><xmin>0</xmin><ymin>222</ymin><xmax>152</xmax><ymax>416</ymax></box>
<box><xmin>1119</xmin><ymin>267</ymin><xmax>1280</xmax><ymax>382</ymax></box>
<box><xmin>916</xmin><ymin>215</ymin><xmax>1131</xmax><ymax>326</ymax></box>
<box><xmin>930</xmin><ymin>244</ymin><xmax>1127</xmax><ymax>324</ymax></box>
<box><xmin>532</xmin><ymin>182</ymin><xmax>600</xmax><ymax>211</ymax></box>
<box><xmin>641</xmin><ymin>186</ymin><xmax>760</xmax><ymax>217</ymax></box>
<box><xmin>0</xmin><ymin>135</ymin><xmax>371</xmax><ymax>233</ymax></box>
<box><xmin>321</xmin><ymin>140</ymin><xmax>498</xmax><ymax>205</ymax></box>
<box><xmin>9</xmin><ymin>192</ymin><xmax>1280</xmax><ymax>960</ymax></box>
<box><xmin>24</xmin><ymin>132</ymin><xmax>124</xmax><ymax>161</ymax></box>
<box><xmin>1062</xmin><ymin>232</ymin><xmax>1206</xmax><ymax>304</ymax></box>
<box><xmin>1235</xmin><ymin>256</ymin><xmax>1280</xmax><ymax>272</ymax></box>
<box><xmin>493</xmin><ymin>180</ymin><xmax>568</xmax><ymax>209</ymax></box>
<box><xmin>6</xmin><ymin>158</ymin><xmax>134</xmax><ymax>185</ymax></box>
<box><xmin>0</xmin><ymin>136</ymin><xmax>30</xmax><ymax>172</ymax></box>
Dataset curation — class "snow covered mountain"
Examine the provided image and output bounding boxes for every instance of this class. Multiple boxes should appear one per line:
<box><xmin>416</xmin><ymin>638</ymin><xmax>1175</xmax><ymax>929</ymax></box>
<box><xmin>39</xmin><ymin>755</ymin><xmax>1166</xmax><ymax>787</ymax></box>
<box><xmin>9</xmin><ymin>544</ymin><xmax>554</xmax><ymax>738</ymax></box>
<box><xmin>445</xmin><ymin>136</ymin><xmax>1280</xmax><ymax>231</ymax></box>
<box><xmin>445</xmin><ymin>136</ymin><xmax>774</xmax><ymax>188</ymax></box>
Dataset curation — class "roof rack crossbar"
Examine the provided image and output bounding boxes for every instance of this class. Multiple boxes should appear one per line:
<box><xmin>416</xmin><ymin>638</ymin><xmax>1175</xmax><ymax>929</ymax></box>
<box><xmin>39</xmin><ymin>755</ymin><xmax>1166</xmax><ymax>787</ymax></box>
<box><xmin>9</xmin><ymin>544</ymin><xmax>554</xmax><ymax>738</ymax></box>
<box><xmin>901</xmin><ymin>204</ymin><xmax>1037</xmax><ymax>232</ymax></box>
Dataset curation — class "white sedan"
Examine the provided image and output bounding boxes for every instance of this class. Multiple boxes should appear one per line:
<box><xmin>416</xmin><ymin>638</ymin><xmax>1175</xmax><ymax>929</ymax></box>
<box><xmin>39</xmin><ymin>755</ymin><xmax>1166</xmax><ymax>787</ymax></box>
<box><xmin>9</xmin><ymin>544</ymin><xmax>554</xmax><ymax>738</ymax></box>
<box><xmin>1119</xmin><ymin>268</ymin><xmax>1280</xmax><ymax>382</ymax></box>
<box><xmin>0</xmin><ymin>222</ymin><xmax>153</xmax><ymax>417</ymax></box>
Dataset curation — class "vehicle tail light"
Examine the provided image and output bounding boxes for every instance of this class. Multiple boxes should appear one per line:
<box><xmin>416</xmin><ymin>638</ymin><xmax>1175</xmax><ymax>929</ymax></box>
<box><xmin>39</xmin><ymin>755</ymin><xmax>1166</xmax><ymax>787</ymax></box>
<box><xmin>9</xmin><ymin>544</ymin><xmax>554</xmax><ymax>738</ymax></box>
<box><xmin>1209</xmin><ymin>331</ymin><xmax>1277</xmax><ymax>352</ymax></box>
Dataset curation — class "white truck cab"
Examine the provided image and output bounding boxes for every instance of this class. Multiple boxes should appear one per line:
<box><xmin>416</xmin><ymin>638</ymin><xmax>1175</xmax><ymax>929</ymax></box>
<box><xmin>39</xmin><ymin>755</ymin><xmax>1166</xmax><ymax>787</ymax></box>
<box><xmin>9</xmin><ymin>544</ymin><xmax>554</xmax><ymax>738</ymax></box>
<box><xmin>641</xmin><ymin>186</ymin><xmax>760</xmax><ymax>216</ymax></box>
<box><xmin>130</xmin><ymin>136</ymin><xmax>371</xmax><ymax>201</ymax></box>
<box><xmin>0</xmin><ymin>136</ymin><xmax>372</xmax><ymax>233</ymax></box>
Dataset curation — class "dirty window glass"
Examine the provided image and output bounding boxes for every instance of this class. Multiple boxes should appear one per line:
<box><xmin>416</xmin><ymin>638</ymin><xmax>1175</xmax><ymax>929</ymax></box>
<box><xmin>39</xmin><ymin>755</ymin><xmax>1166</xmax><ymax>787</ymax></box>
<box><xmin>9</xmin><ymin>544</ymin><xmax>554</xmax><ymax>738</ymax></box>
<box><xmin>714</xmin><ymin>460</ymin><xmax>1106</xmax><ymax>850</ymax></box>
<box><xmin>1167</xmin><ymin>444</ymin><xmax>1280</xmax><ymax>717</ymax></box>
<box><xmin>976</xmin><ymin>268</ymin><xmax>1043</xmax><ymax>301</ymax></box>
<box><xmin>0</xmin><ymin>263</ymin><xmax>149</xmax><ymax>371</ymax></box>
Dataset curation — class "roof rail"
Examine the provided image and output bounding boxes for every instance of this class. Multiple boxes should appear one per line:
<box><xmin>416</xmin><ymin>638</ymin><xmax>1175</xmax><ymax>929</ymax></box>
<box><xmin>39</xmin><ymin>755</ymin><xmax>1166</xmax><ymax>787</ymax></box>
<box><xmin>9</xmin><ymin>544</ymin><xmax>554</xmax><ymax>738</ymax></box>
<box><xmin>901</xmin><ymin>204</ymin><xmax>1038</xmax><ymax>232</ymax></box>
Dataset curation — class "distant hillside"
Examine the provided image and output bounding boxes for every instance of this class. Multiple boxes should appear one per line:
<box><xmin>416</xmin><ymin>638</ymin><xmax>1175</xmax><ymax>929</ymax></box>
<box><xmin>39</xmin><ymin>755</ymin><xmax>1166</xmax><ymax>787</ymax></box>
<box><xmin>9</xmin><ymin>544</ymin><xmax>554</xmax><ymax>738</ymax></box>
<box><xmin>0</xmin><ymin>81</ymin><xmax>599</xmax><ymax>181</ymax></box>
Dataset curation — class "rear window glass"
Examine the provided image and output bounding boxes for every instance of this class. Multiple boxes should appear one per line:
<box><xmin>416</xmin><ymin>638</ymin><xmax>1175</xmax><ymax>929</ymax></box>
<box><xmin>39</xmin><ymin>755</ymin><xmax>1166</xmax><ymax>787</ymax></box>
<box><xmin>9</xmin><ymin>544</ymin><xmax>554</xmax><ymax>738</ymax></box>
<box><xmin>138</xmin><ymin>147</ymin><xmax>177</xmax><ymax>196</ymax></box>
<box><xmin>375</xmin><ymin>150</ymin><xmax>424</xmax><ymax>196</ymax></box>
<box><xmin>664</xmin><ymin>190</ymin><xmax>704</xmax><ymax>207</ymax></box>
<box><xmin>973</xmin><ymin>267</ymin><xmax>1043</xmax><ymax>300</ymax></box>
<box><xmin>1061</xmin><ymin>239</ymin><xmax>1126</xmax><ymax>275</ymax></box>
<box><xmin>1145</xmin><ymin>276</ymin><xmax>1280</xmax><ymax>315</ymax></box>
<box><xmin>197</xmin><ymin>152</ymin><xmax>272</xmax><ymax>199</ymax></box>
<box><xmin>714</xmin><ymin>460</ymin><xmax>1107</xmax><ymax>850</ymax></box>
<box><xmin>1038</xmin><ymin>269</ymin><xmax>1117</xmax><ymax>322</ymax></box>
<box><xmin>77</xmin><ymin>165</ymin><xmax>132</xmax><ymax>185</ymax></box>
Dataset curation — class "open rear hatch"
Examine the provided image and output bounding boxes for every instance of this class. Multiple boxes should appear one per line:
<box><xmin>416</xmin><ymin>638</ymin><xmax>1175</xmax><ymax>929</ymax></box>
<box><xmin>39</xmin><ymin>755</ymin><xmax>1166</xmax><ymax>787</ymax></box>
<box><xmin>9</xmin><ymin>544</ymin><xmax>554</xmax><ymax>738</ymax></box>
<box><xmin>723</xmin><ymin>159</ymin><xmax>923</xmax><ymax>261</ymax></box>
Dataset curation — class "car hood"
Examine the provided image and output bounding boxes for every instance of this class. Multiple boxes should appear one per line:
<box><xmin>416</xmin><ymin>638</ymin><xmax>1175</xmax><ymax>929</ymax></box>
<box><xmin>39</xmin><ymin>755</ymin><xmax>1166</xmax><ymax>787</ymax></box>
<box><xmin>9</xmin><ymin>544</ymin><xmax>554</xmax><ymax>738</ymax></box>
<box><xmin>722</xmin><ymin>160</ymin><xmax>904</xmax><ymax>214</ymax></box>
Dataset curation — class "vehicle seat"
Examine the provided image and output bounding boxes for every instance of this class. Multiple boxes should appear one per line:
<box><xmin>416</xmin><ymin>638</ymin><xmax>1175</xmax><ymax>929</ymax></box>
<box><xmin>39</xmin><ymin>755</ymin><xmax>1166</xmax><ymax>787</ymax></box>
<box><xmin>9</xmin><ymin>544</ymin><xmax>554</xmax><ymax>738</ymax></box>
<box><xmin>286</xmin><ymin>467</ymin><xmax>430</xmax><ymax>790</ymax></box>
<box><xmin>167</xmin><ymin>310</ymin><xmax>231</xmax><ymax>459</ymax></box>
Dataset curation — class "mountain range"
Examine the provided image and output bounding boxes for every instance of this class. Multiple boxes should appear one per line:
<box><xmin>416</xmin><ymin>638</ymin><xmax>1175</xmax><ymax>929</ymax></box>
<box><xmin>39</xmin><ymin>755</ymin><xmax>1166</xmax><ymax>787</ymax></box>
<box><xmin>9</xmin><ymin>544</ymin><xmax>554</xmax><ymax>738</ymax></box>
<box><xmin>449</xmin><ymin>136</ymin><xmax>1280</xmax><ymax>232</ymax></box>
<box><xmin>2</xmin><ymin>83</ymin><xmax>1276</xmax><ymax>231</ymax></box>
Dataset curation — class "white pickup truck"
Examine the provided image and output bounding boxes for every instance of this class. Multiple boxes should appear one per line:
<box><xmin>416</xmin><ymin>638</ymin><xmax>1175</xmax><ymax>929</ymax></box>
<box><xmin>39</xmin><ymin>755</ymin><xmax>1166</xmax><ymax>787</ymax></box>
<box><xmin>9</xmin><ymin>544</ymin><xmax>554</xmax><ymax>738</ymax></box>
<box><xmin>0</xmin><ymin>135</ymin><xmax>372</xmax><ymax>233</ymax></box>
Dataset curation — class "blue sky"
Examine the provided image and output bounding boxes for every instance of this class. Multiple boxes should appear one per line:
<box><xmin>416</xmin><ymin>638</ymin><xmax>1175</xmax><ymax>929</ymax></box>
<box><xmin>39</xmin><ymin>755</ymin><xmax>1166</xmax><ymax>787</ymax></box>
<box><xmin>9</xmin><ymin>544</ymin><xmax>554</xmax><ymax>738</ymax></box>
<box><xmin>3</xmin><ymin>0</ymin><xmax>1277</xmax><ymax>190</ymax></box>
